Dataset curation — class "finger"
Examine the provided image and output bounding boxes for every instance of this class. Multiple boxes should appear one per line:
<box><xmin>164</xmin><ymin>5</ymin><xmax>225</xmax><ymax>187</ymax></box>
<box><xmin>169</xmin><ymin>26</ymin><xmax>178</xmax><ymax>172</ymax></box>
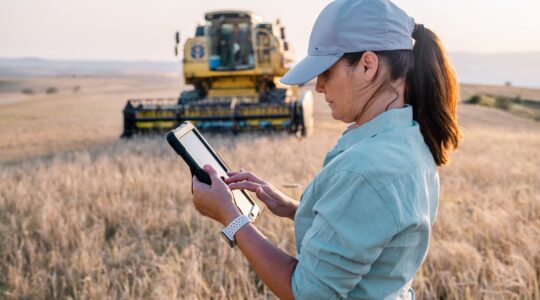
<box><xmin>255</xmin><ymin>186</ymin><xmax>276</xmax><ymax>206</ymax></box>
<box><xmin>225</xmin><ymin>172</ymin><xmax>264</xmax><ymax>184</ymax></box>
<box><xmin>226</xmin><ymin>170</ymin><xmax>240</xmax><ymax>176</ymax></box>
<box><xmin>223</xmin><ymin>174</ymin><xmax>238</xmax><ymax>184</ymax></box>
<box><xmin>226</xmin><ymin>171</ymin><xmax>239</xmax><ymax>178</ymax></box>
<box><xmin>228</xmin><ymin>181</ymin><xmax>261</xmax><ymax>192</ymax></box>
<box><xmin>224</xmin><ymin>171</ymin><xmax>250</xmax><ymax>183</ymax></box>
<box><xmin>261</xmin><ymin>185</ymin><xmax>283</xmax><ymax>202</ymax></box>
<box><xmin>226</xmin><ymin>168</ymin><xmax>244</xmax><ymax>175</ymax></box>
<box><xmin>245</xmin><ymin>171</ymin><xmax>264</xmax><ymax>184</ymax></box>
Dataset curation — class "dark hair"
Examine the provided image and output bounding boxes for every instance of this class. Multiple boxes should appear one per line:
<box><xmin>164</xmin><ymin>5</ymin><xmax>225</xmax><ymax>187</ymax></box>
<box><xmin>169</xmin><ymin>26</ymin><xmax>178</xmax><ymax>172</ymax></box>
<box><xmin>341</xmin><ymin>26</ymin><xmax>460</xmax><ymax>166</ymax></box>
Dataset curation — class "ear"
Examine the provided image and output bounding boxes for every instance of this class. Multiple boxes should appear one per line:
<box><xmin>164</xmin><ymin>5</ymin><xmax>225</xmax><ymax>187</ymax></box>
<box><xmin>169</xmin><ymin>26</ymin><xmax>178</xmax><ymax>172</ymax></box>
<box><xmin>359</xmin><ymin>51</ymin><xmax>379</xmax><ymax>81</ymax></box>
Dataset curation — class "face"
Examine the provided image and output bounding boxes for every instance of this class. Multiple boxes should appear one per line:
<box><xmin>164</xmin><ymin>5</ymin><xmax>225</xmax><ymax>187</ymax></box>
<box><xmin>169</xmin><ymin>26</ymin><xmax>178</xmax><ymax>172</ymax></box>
<box><xmin>315</xmin><ymin>59</ymin><xmax>367</xmax><ymax>123</ymax></box>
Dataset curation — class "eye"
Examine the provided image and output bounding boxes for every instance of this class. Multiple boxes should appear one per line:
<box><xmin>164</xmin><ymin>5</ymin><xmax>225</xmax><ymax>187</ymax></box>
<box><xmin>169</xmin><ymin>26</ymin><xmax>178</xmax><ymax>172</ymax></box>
<box><xmin>321</xmin><ymin>69</ymin><xmax>330</xmax><ymax>78</ymax></box>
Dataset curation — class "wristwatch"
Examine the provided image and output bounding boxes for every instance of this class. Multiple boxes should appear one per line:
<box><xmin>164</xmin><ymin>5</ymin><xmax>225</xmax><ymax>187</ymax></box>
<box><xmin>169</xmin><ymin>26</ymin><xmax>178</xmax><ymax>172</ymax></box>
<box><xmin>220</xmin><ymin>214</ymin><xmax>251</xmax><ymax>248</ymax></box>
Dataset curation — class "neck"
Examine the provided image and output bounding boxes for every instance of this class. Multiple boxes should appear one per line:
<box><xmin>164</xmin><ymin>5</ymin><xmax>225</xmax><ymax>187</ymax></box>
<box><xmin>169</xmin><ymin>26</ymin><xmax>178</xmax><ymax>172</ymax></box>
<box><xmin>354</xmin><ymin>84</ymin><xmax>405</xmax><ymax>126</ymax></box>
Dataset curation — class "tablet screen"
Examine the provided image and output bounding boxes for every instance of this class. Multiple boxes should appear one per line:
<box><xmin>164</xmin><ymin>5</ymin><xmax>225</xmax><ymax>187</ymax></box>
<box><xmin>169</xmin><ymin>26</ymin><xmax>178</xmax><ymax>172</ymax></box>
<box><xmin>177</xmin><ymin>131</ymin><xmax>256</xmax><ymax>216</ymax></box>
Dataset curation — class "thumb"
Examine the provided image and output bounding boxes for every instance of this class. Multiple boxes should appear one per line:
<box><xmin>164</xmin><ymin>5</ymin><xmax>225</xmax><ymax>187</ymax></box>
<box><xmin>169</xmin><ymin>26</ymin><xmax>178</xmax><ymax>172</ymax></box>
<box><xmin>192</xmin><ymin>174</ymin><xmax>208</xmax><ymax>193</ymax></box>
<box><xmin>204</xmin><ymin>164</ymin><xmax>220</xmax><ymax>181</ymax></box>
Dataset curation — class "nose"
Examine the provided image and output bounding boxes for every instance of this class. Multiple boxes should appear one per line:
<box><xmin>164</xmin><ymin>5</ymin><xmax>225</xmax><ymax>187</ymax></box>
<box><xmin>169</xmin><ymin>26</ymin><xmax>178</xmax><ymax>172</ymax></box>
<box><xmin>315</xmin><ymin>76</ymin><xmax>325</xmax><ymax>94</ymax></box>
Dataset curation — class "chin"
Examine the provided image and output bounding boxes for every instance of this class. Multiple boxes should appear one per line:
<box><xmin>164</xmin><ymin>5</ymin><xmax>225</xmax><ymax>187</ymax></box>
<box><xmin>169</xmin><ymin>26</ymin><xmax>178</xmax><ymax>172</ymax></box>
<box><xmin>331</xmin><ymin>112</ymin><xmax>353</xmax><ymax>124</ymax></box>
<box><xmin>330</xmin><ymin>111</ymin><xmax>342</xmax><ymax>122</ymax></box>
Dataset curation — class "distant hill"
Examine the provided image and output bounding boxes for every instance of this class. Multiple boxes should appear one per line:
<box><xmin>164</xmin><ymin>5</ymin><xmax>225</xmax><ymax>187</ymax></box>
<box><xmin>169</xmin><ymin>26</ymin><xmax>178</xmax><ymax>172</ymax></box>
<box><xmin>1</xmin><ymin>52</ymin><xmax>540</xmax><ymax>88</ymax></box>
<box><xmin>0</xmin><ymin>58</ymin><xmax>180</xmax><ymax>77</ymax></box>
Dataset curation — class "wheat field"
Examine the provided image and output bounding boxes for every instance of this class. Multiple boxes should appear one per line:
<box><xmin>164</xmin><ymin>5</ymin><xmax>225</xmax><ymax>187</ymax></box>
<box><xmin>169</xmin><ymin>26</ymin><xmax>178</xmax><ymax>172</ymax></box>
<box><xmin>0</xmin><ymin>76</ymin><xmax>539</xmax><ymax>299</ymax></box>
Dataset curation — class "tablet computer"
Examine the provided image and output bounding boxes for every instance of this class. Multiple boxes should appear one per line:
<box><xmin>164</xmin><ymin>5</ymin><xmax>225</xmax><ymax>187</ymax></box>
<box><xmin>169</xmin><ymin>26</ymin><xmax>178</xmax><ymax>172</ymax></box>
<box><xmin>166</xmin><ymin>122</ymin><xmax>261</xmax><ymax>221</ymax></box>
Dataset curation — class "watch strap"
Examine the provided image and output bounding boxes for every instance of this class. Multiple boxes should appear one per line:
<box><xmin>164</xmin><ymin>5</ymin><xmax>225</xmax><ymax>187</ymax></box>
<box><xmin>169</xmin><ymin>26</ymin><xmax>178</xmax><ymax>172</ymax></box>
<box><xmin>221</xmin><ymin>214</ymin><xmax>251</xmax><ymax>247</ymax></box>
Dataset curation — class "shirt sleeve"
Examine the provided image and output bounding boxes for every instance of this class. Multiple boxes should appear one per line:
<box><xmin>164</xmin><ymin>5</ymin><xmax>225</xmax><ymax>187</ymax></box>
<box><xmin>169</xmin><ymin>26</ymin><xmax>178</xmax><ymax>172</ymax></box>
<box><xmin>292</xmin><ymin>170</ymin><xmax>399</xmax><ymax>299</ymax></box>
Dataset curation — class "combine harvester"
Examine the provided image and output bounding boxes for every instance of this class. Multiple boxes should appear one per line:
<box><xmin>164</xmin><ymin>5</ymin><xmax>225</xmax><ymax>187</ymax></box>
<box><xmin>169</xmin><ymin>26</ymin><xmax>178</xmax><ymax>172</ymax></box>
<box><xmin>121</xmin><ymin>10</ymin><xmax>313</xmax><ymax>137</ymax></box>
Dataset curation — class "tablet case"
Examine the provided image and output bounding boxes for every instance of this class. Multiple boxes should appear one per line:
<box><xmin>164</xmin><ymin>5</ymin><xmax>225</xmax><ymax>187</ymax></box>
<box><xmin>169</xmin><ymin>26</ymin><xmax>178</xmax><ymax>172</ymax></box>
<box><xmin>166</xmin><ymin>131</ymin><xmax>212</xmax><ymax>185</ymax></box>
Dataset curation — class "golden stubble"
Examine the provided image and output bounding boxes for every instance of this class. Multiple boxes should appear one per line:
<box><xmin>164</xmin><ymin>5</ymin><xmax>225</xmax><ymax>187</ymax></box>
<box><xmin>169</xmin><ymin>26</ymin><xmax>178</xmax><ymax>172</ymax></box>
<box><xmin>0</xmin><ymin>78</ymin><xmax>539</xmax><ymax>299</ymax></box>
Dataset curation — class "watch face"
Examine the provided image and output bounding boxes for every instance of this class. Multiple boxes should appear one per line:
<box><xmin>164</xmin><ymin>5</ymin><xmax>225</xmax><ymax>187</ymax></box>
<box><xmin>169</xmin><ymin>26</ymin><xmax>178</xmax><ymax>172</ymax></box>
<box><xmin>220</xmin><ymin>231</ymin><xmax>235</xmax><ymax>248</ymax></box>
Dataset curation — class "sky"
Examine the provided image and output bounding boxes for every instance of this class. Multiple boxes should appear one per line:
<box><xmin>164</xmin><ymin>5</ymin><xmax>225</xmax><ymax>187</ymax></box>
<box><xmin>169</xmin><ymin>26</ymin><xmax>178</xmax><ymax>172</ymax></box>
<box><xmin>1</xmin><ymin>0</ymin><xmax>540</xmax><ymax>62</ymax></box>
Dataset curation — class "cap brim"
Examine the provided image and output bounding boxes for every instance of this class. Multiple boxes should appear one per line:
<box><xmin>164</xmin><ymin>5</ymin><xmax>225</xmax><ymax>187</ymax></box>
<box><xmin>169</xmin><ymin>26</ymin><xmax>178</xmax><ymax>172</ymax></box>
<box><xmin>280</xmin><ymin>54</ymin><xmax>341</xmax><ymax>85</ymax></box>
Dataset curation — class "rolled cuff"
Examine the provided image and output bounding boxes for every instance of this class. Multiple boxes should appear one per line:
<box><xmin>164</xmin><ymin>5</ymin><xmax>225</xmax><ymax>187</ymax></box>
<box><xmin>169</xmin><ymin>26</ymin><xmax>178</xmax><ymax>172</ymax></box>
<box><xmin>291</xmin><ymin>255</ymin><xmax>340</xmax><ymax>300</ymax></box>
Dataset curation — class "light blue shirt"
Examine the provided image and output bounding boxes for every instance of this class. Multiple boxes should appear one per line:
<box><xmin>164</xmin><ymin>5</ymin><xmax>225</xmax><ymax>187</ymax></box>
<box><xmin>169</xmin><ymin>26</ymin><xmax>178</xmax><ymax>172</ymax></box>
<box><xmin>292</xmin><ymin>105</ymin><xmax>439</xmax><ymax>299</ymax></box>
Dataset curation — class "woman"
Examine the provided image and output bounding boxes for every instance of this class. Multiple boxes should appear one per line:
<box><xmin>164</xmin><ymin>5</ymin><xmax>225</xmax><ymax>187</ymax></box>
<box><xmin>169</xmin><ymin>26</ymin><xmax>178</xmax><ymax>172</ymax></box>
<box><xmin>191</xmin><ymin>0</ymin><xmax>460</xmax><ymax>299</ymax></box>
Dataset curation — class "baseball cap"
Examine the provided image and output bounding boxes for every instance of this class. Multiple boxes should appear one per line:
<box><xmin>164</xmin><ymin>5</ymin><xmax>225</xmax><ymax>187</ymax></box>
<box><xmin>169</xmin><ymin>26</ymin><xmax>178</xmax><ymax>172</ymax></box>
<box><xmin>280</xmin><ymin>0</ymin><xmax>415</xmax><ymax>85</ymax></box>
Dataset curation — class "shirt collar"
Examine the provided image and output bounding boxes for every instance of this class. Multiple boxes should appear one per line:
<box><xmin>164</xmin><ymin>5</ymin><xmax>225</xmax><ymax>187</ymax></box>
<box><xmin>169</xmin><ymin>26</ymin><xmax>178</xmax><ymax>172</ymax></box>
<box><xmin>335</xmin><ymin>105</ymin><xmax>414</xmax><ymax>152</ymax></box>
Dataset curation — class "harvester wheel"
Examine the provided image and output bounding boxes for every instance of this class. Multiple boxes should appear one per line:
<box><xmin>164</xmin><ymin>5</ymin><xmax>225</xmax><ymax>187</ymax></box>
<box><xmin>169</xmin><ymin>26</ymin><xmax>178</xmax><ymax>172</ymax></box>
<box><xmin>121</xmin><ymin>101</ymin><xmax>136</xmax><ymax>138</ymax></box>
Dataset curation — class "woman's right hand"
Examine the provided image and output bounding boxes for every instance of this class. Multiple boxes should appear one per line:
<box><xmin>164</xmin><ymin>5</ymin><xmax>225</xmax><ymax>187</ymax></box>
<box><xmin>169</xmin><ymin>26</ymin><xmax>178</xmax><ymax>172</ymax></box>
<box><xmin>225</xmin><ymin>170</ymin><xmax>299</xmax><ymax>220</ymax></box>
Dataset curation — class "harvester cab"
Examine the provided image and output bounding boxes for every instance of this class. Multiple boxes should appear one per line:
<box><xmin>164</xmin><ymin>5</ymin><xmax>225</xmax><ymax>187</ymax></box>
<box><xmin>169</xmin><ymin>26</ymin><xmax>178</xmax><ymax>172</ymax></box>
<box><xmin>122</xmin><ymin>10</ymin><xmax>313</xmax><ymax>137</ymax></box>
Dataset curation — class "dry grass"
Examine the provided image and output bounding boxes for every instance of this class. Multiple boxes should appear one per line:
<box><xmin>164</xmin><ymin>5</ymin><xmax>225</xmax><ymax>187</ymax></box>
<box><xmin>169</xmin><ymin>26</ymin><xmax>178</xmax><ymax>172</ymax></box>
<box><xmin>460</xmin><ymin>83</ymin><xmax>540</xmax><ymax>103</ymax></box>
<box><xmin>0</xmin><ymin>75</ymin><xmax>180</xmax><ymax>161</ymax></box>
<box><xmin>415</xmin><ymin>105</ymin><xmax>540</xmax><ymax>299</ymax></box>
<box><xmin>0</xmin><ymin>78</ymin><xmax>539</xmax><ymax>299</ymax></box>
<box><xmin>0</xmin><ymin>134</ymin><xmax>330</xmax><ymax>299</ymax></box>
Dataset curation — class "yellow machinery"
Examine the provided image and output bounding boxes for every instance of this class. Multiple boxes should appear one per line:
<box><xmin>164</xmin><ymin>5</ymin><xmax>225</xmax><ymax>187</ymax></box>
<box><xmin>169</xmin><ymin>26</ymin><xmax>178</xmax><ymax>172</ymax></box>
<box><xmin>122</xmin><ymin>10</ymin><xmax>313</xmax><ymax>137</ymax></box>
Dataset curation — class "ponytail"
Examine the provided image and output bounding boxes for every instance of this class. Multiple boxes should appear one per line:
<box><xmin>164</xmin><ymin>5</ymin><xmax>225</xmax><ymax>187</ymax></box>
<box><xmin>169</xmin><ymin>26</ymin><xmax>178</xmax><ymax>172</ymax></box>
<box><xmin>405</xmin><ymin>24</ymin><xmax>461</xmax><ymax>166</ymax></box>
<box><xmin>341</xmin><ymin>24</ymin><xmax>460</xmax><ymax>166</ymax></box>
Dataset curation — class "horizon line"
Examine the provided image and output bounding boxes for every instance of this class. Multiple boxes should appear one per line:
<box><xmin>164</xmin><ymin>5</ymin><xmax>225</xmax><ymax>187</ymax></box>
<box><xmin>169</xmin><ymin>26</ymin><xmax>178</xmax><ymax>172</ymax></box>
<box><xmin>2</xmin><ymin>51</ymin><xmax>540</xmax><ymax>63</ymax></box>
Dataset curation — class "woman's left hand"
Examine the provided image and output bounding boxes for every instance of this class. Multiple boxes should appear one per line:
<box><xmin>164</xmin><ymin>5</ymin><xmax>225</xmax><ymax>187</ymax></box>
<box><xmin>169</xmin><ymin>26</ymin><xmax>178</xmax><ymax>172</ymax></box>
<box><xmin>192</xmin><ymin>164</ymin><xmax>241</xmax><ymax>226</ymax></box>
